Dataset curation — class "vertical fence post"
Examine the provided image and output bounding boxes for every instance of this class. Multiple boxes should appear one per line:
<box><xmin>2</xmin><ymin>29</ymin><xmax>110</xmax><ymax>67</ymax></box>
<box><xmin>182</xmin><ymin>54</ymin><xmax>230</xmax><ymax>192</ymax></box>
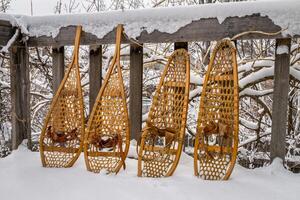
<box><xmin>174</xmin><ymin>42</ymin><xmax>188</xmax><ymax>50</ymax></box>
<box><xmin>270</xmin><ymin>38</ymin><xmax>291</xmax><ymax>161</ymax></box>
<box><xmin>130</xmin><ymin>43</ymin><xmax>143</xmax><ymax>140</ymax></box>
<box><xmin>52</xmin><ymin>46</ymin><xmax>65</xmax><ymax>92</ymax></box>
<box><xmin>174</xmin><ymin>42</ymin><xmax>188</xmax><ymax>151</ymax></box>
<box><xmin>89</xmin><ymin>45</ymin><xmax>102</xmax><ymax>114</ymax></box>
<box><xmin>10</xmin><ymin>44</ymin><xmax>31</xmax><ymax>150</ymax></box>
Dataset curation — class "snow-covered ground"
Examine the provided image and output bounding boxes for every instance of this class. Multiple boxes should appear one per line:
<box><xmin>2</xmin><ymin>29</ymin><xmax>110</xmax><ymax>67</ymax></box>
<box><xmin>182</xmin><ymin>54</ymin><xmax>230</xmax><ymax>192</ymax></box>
<box><xmin>0</xmin><ymin>145</ymin><xmax>299</xmax><ymax>200</ymax></box>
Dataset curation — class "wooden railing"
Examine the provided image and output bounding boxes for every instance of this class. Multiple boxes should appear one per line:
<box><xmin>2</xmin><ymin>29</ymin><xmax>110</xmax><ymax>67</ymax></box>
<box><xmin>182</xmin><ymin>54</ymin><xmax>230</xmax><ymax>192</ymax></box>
<box><xmin>0</xmin><ymin>13</ymin><xmax>298</xmax><ymax>162</ymax></box>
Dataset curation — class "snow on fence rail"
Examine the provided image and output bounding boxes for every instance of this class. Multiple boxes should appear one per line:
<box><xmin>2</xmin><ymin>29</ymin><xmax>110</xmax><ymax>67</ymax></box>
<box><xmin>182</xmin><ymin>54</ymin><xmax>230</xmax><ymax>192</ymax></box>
<box><xmin>0</xmin><ymin>0</ymin><xmax>300</xmax><ymax>46</ymax></box>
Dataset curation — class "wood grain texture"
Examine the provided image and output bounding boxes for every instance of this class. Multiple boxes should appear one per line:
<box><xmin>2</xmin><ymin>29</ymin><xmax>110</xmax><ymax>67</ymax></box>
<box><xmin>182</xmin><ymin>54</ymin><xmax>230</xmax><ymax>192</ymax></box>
<box><xmin>25</xmin><ymin>14</ymin><xmax>285</xmax><ymax>47</ymax></box>
<box><xmin>129</xmin><ymin>44</ymin><xmax>143</xmax><ymax>140</ymax></box>
<box><xmin>89</xmin><ymin>45</ymin><xmax>102</xmax><ymax>113</ymax></box>
<box><xmin>10</xmin><ymin>45</ymin><xmax>31</xmax><ymax>150</ymax></box>
<box><xmin>270</xmin><ymin>38</ymin><xmax>291</xmax><ymax>161</ymax></box>
<box><xmin>174</xmin><ymin>42</ymin><xmax>188</xmax><ymax>50</ymax></box>
<box><xmin>0</xmin><ymin>20</ymin><xmax>14</xmax><ymax>46</ymax></box>
<box><xmin>52</xmin><ymin>46</ymin><xmax>65</xmax><ymax>93</ymax></box>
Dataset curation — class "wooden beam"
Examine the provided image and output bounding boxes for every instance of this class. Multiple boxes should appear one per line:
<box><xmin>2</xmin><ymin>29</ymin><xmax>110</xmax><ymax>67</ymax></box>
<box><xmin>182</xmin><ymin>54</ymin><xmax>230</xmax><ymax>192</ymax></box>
<box><xmin>27</xmin><ymin>14</ymin><xmax>284</xmax><ymax>47</ymax></box>
<box><xmin>52</xmin><ymin>46</ymin><xmax>65</xmax><ymax>92</ymax></box>
<box><xmin>174</xmin><ymin>42</ymin><xmax>188</xmax><ymax>50</ymax></box>
<box><xmin>129</xmin><ymin>43</ymin><xmax>143</xmax><ymax>140</ymax></box>
<box><xmin>0</xmin><ymin>20</ymin><xmax>13</xmax><ymax>27</ymax></box>
<box><xmin>270</xmin><ymin>38</ymin><xmax>291</xmax><ymax>161</ymax></box>
<box><xmin>28</xmin><ymin>27</ymin><xmax>129</xmax><ymax>47</ymax></box>
<box><xmin>174</xmin><ymin>42</ymin><xmax>188</xmax><ymax>151</ymax></box>
<box><xmin>0</xmin><ymin>21</ymin><xmax>14</xmax><ymax>46</ymax></box>
<box><xmin>89</xmin><ymin>45</ymin><xmax>102</xmax><ymax>113</ymax></box>
<box><xmin>10</xmin><ymin>45</ymin><xmax>31</xmax><ymax>150</ymax></box>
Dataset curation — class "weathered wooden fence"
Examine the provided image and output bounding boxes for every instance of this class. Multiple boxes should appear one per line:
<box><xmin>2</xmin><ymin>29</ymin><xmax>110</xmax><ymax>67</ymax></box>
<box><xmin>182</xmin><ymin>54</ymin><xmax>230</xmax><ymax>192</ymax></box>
<box><xmin>0</xmin><ymin>13</ymin><xmax>298</xmax><ymax>162</ymax></box>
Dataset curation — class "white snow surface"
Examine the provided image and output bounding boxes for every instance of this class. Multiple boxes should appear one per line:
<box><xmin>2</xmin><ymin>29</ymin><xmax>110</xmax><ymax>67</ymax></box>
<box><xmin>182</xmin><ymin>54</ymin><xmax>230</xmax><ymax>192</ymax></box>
<box><xmin>240</xmin><ymin>118</ymin><xmax>259</xmax><ymax>130</ymax></box>
<box><xmin>0</xmin><ymin>145</ymin><xmax>299</xmax><ymax>200</ymax></box>
<box><xmin>276</xmin><ymin>45</ymin><xmax>289</xmax><ymax>55</ymax></box>
<box><xmin>239</xmin><ymin>66</ymin><xmax>274</xmax><ymax>88</ymax></box>
<box><xmin>0</xmin><ymin>0</ymin><xmax>299</xmax><ymax>40</ymax></box>
<box><xmin>190</xmin><ymin>72</ymin><xmax>203</xmax><ymax>85</ymax></box>
<box><xmin>240</xmin><ymin>88</ymin><xmax>273</xmax><ymax>97</ymax></box>
<box><xmin>238</xmin><ymin>58</ymin><xmax>274</xmax><ymax>73</ymax></box>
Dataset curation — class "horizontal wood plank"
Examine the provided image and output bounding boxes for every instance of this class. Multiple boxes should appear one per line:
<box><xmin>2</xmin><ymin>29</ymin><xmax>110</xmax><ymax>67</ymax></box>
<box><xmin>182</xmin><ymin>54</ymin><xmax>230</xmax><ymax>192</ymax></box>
<box><xmin>0</xmin><ymin>21</ymin><xmax>14</xmax><ymax>46</ymax></box>
<box><xmin>26</xmin><ymin>14</ymin><xmax>285</xmax><ymax>46</ymax></box>
<box><xmin>0</xmin><ymin>14</ymin><xmax>297</xmax><ymax>47</ymax></box>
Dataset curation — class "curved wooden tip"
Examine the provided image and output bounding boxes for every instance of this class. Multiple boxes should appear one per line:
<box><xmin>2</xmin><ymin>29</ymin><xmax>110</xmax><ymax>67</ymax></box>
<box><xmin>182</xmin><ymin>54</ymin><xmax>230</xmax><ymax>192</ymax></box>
<box><xmin>116</xmin><ymin>24</ymin><xmax>124</xmax><ymax>32</ymax></box>
<box><xmin>76</xmin><ymin>25</ymin><xmax>82</xmax><ymax>33</ymax></box>
<box><xmin>73</xmin><ymin>26</ymin><xmax>82</xmax><ymax>55</ymax></box>
<box><xmin>115</xmin><ymin>24</ymin><xmax>124</xmax><ymax>56</ymax></box>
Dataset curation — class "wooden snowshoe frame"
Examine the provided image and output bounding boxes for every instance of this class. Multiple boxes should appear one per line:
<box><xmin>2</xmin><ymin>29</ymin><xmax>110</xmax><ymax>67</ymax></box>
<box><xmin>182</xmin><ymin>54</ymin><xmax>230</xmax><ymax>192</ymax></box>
<box><xmin>194</xmin><ymin>39</ymin><xmax>239</xmax><ymax>180</ymax></box>
<box><xmin>84</xmin><ymin>25</ymin><xmax>130</xmax><ymax>174</ymax></box>
<box><xmin>137</xmin><ymin>49</ymin><xmax>190</xmax><ymax>177</ymax></box>
<box><xmin>39</xmin><ymin>26</ymin><xmax>84</xmax><ymax>168</ymax></box>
